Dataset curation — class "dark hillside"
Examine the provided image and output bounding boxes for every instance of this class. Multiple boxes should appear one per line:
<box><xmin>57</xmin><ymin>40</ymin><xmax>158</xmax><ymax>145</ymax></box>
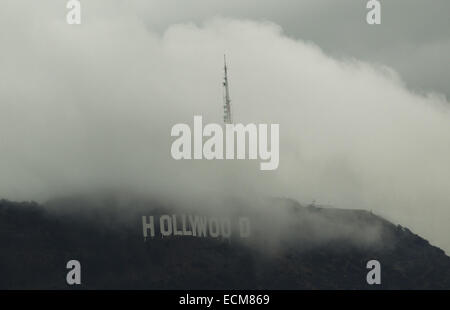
<box><xmin>1</xmin><ymin>198</ymin><xmax>449</xmax><ymax>289</ymax></box>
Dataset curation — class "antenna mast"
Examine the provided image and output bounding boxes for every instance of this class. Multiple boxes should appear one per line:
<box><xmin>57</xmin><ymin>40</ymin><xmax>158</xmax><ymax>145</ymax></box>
<box><xmin>223</xmin><ymin>55</ymin><xmax>232</xmax><ymax>124</ymax></box>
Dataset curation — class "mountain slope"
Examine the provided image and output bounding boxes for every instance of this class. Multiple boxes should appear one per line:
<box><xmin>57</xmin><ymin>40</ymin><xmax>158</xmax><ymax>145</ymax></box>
<box><xmin>1</xmin><ymin>198</ymin><xmax>449</xmax><ymax>289</ymax></box>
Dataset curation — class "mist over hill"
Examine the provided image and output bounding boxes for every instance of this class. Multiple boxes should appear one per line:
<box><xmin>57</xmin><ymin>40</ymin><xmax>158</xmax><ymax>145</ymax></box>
<box><xmin>2</xmin><ymin>3</ymin><xmax>450</xmax><ymax>255</ymax></box>
<box><xmin>1</xmin><ymin>195</ymin><xmax>449</xmax><ymax>290</ymax></box>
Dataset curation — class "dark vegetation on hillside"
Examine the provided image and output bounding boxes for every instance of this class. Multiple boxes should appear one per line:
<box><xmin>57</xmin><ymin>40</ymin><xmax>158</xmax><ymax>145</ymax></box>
<box><xmin>1</xmin><ymin>198</ymin><xmax>450</xmax><ymax>289</ymax></box>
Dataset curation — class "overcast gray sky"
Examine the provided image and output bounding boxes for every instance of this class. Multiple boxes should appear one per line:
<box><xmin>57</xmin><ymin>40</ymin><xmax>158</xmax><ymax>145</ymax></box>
<box><xmin>135</xmin><ymin>0</ymin><xmax>450</xmax><ymax>98</ymax></box>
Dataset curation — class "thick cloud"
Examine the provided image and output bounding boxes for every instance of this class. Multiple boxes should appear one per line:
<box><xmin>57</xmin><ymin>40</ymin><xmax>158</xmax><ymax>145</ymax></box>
<box><xmin>1</xmin><ymin>1</ymin><xmax>450</xmax><ymax>252</ymax></box>
<box><xmin>131</xmin><ymin>0</ymin><xmax>450</xmax><ymax>98</ymax></box>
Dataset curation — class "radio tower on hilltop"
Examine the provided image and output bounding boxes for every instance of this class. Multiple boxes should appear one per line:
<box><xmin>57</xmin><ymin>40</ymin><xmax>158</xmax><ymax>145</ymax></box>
<box><xmin>223</xmin><ymin>55</ymin><xmax>232</xmax><ymax>124</ymax></box>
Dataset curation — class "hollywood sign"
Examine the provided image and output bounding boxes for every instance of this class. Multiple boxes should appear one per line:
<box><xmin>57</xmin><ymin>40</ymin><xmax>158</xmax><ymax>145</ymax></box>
<box><xmin>142</xmin><ymin>215</ymin><xmax>251</xmax><ymax>240</ymax></box>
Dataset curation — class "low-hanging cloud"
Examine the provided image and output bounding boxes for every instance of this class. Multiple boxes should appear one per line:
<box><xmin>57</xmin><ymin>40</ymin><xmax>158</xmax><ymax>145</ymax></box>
<box><xmin>1</xmin><ymin>2</ymin><xmax>450</xmax><ymax>252</ymax></box>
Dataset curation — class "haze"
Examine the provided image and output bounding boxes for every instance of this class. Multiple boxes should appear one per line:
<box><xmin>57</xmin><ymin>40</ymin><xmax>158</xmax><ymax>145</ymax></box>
<box><xmin>0</xmin><ymin>1</ymin><xmax>449</xmax><ymax>252</ymax></box>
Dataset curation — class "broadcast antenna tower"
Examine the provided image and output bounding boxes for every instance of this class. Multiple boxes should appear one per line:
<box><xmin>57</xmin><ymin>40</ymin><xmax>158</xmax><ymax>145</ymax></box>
<box><xmin>223</xmin><ymin>55</ymin><xmax>232</xmax><ymax>124</ymax></box>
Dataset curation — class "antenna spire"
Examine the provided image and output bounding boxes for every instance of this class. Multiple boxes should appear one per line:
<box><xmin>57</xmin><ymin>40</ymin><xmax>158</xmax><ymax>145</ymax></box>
<box><xmin>223</xmin><ymin>55</ymin><xmax>232</xmax><ymax>124</ymax></box>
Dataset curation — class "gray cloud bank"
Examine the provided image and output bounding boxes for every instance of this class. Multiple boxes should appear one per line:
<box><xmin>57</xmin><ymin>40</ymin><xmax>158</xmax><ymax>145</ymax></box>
<box><xmin>133</xmin><ymin>0</ymin><xmax>450</xmax><ymax>99</ymax></box>
<box><xmin>1</xmin><ymin>1</ymin><xmax>450</xmax><ymax>252</ymax></box>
